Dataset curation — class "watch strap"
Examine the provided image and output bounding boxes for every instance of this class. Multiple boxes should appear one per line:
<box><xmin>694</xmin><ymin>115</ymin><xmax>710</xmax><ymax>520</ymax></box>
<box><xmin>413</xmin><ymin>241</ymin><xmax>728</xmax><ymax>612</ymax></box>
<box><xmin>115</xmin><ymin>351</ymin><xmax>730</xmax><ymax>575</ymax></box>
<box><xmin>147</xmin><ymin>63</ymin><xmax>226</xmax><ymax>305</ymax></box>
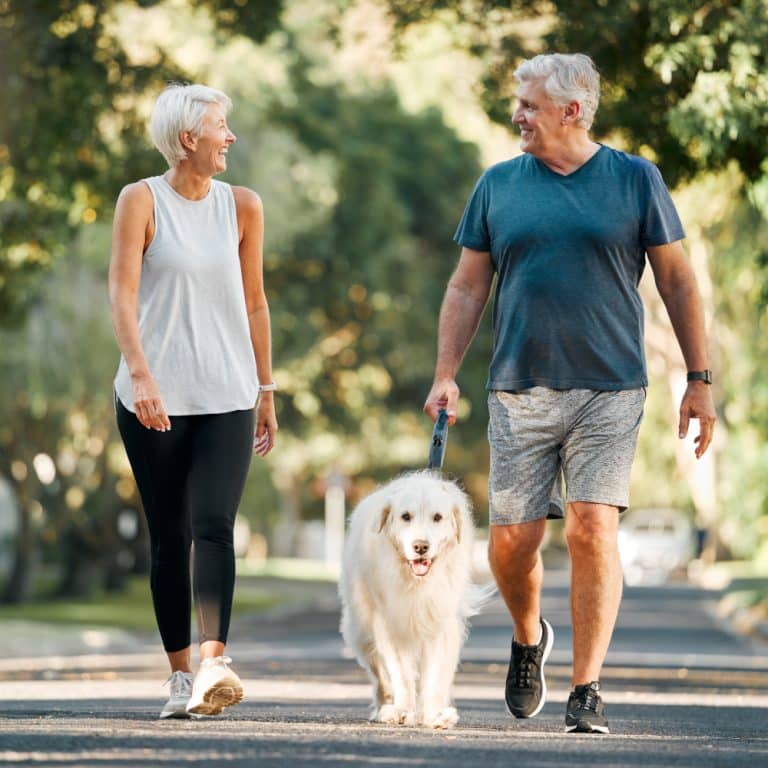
<box><xmin>686</xmin><ymin>370</ymin><xmax>712</xmax><ymax>384</ymax></box>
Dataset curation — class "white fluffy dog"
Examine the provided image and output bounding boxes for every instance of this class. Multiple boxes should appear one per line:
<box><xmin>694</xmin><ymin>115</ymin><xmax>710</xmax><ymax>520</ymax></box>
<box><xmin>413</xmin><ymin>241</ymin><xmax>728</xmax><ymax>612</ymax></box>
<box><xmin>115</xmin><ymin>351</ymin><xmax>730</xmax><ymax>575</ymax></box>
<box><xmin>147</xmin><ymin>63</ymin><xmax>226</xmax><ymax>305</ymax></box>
<box><xmin>339</xmin><ymin>470</ymin><xmax>489</xmax><ymax>729</ymax></box>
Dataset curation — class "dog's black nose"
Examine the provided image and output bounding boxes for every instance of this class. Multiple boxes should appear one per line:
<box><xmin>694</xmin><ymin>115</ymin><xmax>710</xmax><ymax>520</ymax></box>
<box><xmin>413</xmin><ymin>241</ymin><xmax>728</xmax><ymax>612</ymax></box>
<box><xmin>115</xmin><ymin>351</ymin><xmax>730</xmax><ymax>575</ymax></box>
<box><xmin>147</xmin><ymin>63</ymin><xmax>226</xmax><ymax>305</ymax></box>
<box><xmin>413</xmin><ymin>540</ymin><xmax>429</xmax><ymax>556</ymax></box>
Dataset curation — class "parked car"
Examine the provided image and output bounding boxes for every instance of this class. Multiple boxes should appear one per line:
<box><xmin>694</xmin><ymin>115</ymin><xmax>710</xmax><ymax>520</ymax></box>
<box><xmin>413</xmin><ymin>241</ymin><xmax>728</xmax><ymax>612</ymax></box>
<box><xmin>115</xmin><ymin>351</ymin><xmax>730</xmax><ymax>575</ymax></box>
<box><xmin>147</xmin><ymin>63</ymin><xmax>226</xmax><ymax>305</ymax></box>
<box><xmin>618</xmin><ymin>508</ymin><xmax>697</xmax><ymax>586</ymax></box>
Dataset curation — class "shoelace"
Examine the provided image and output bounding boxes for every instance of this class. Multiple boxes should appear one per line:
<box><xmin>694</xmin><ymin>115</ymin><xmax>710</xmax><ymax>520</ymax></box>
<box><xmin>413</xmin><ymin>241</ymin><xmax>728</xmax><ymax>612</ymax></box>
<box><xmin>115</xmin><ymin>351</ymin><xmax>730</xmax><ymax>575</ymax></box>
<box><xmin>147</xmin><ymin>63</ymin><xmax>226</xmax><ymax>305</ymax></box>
<box><xmin>513</xmin><ymin>646</ymin><xmax>539</xmax><ymax>688</ymax></box>
<box><xmin>164</xmin><ymin>670</ymin><xmax>192</xmax><ymax>698</ymax></box>
<box><xmin>575</xmin><ymin>685</ymin><xmax>600</xmax><ymax>712</ymax></box>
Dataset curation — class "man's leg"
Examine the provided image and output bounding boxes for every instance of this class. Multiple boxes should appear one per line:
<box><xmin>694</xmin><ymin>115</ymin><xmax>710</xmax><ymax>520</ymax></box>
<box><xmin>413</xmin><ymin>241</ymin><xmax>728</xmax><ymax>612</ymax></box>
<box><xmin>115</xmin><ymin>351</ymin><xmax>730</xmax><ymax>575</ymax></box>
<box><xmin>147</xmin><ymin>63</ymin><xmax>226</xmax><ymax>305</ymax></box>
<box><xmin>490</xmin><ymin>519</ymin><xmax>554</xmax><ymax>719</ymax></box>
<box><xmin>488</xmin><ymin>520</ymin><xmax>547</xmax><ymax>644</ymax></box>
<box><xmin>486</xmin><ymin>389</ymin><xmax>562</xmax><ymax>718</ymax></box>
<box><xmin>565</xmin><ymin>501</ymin><xmax>622</xmax><ymax>686</ymax></box>
<box><xmin>559</xmin><ymin>388</ymin><xmax>644</xmax><ymax>734</ymax></box>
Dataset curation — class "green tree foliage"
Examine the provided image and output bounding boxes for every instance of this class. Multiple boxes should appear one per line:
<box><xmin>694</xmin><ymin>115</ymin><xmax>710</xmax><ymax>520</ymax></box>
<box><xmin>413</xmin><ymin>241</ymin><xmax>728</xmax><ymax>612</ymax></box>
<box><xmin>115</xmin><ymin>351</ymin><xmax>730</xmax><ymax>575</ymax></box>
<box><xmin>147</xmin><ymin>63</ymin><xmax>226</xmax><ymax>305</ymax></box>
<box><xmin>271</xmin><ymin>60</ymin><xmax>480</xmax><ymax>406</ymax></box>
<box><xmin>384</xmin><ymin>0</ymin><xmax>768</xmax><ymax>188</ymax></box>
<box><xmin>0</xmin><ymin>225</ymin><xmax>146</xmax><ymax>602</ymax></box>
<box><xmin>0</xmin><ymin>0</ymin><xmax>284</xmax><ymax>326</ymax></box>
<box><xmin>701</xmin><ymin>175</ymin><xmax>768</xmax><ymax>560</ymax></box>
<box><xmin>226</xmin><ymin>55</ymin><xmax>486</xmax><ymax>532</ymax></box>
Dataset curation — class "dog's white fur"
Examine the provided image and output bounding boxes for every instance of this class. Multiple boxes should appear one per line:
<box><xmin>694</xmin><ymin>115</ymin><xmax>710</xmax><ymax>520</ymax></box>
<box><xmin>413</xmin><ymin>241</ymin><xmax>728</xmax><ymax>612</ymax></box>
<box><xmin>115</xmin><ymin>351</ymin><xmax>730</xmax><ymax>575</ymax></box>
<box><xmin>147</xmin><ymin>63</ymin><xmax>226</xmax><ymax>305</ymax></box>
<box><xmin>339</xmin><ymin>470</ymin><xmax>489</xmax><ymax>729</ymax></box>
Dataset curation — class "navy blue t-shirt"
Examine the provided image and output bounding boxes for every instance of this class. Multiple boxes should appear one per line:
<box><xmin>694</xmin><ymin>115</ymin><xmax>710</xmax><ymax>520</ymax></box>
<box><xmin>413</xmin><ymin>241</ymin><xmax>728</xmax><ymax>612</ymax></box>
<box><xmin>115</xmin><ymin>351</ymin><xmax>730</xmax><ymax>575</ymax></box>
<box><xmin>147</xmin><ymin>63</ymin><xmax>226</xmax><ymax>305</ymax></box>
<box><xmin>454</xmin><ymin>145</ymin><xmax>685</xmax><ymax>391</ymax></box>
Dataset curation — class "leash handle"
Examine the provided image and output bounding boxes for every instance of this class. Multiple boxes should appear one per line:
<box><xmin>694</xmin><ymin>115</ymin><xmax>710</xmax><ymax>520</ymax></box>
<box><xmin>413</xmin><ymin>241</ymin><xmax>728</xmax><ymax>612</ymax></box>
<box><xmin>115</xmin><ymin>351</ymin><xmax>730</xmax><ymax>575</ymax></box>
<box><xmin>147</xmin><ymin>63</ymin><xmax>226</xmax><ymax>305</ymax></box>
<box><xmin>427</xmin><ymin>408</ymin><xmax>449</xmax><ymax>470</ymax></box>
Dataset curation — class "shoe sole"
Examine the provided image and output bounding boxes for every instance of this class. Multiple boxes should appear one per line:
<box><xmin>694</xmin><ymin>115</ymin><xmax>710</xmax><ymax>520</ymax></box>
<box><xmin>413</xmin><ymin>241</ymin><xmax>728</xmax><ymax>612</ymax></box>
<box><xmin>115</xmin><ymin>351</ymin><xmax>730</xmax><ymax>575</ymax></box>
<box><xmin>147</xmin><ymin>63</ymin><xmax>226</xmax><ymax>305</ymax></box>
<box><xmin>565</xmin><ymin>722</ymin><xmax>610</xmax><ymax>734</ymax></box>
<box><xmin>505</xmin><ymin>617</ymin><xmax>554</xmax><ymax>719</ymax></box>
<box><xmin>159</xmin><ymin>709</ymin><xmax>191</xmax><ymax>720</ymax></box>
<box><xmin>186</xmin><ymin>676</ymin><xmax>244</xmax><ymax>716</ymax></box>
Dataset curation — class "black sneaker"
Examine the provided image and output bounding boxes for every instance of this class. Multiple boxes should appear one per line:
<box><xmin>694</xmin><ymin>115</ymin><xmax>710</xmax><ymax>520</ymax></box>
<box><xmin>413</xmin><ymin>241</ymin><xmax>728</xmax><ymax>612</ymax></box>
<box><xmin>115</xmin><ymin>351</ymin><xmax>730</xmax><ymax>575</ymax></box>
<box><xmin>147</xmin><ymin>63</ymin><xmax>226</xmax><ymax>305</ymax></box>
<box><xmin>565</xmin><ymin>681</ymin><xmax>610</xmax><ymax>734</ymax></box>
<box><xmin>504</xmin><ymin>617</ymin><xmax>554</xmax><ymax>718</ymax></box>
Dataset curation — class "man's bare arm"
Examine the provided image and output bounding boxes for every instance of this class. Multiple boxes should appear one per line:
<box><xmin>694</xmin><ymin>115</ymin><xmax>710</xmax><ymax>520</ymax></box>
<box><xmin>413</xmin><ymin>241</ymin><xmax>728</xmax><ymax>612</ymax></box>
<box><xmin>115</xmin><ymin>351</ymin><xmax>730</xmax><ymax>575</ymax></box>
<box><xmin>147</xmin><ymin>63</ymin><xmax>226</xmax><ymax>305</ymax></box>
<box><xmin>424</xmin><ymin>247</ymin><xmax>494</xmax><ymax>424</ymax></box>
<box><xmin>647</xmin><ymin>240</ymin><xmax>716</xmax><ymax>458</ymax></box>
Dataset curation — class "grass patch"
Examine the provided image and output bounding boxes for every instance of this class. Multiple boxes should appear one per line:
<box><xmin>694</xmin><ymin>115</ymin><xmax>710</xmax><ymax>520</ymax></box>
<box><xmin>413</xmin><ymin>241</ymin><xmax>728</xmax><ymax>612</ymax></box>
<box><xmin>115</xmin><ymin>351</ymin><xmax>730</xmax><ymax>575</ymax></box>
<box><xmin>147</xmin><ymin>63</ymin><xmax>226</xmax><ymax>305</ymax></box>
<box><xmin>0</xmin><ymin>576</ymin><xmax>281</xmax><ymax>632</ymax></box>
<box><xmin>239</xmin><ymin>557</ymin><xmax>340</xmax><ymax>582</ymax></box>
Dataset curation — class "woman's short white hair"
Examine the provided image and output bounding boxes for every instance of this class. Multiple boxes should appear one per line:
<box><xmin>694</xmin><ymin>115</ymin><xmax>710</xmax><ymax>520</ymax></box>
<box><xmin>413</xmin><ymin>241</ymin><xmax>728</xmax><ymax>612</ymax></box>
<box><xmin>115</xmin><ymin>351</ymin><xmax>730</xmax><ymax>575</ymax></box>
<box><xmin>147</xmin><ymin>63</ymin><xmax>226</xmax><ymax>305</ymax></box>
<box><xmin>150</xmin><ymin>83</ymin><xmax>232</xmax><ymax>168</ymax></box>
<box><xmin>514</xmin><ymin>53</ymin><xmax>600</xmax><ymax>130</ymax></box>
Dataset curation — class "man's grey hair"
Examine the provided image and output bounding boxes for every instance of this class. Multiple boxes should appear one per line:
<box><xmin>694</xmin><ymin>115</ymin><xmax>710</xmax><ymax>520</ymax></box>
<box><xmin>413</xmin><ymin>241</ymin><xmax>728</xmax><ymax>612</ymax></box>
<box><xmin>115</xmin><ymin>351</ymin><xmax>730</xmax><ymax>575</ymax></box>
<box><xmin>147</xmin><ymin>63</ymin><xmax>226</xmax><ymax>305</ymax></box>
<box><xmin>150</xmin><ymin>83</ymin><xmax>232</xmax><ymax>168</ymax></box>
<box><xmin>514</xmin><ymin>53</ymin><xmax>600</xmax><ymax>130</ymax></box>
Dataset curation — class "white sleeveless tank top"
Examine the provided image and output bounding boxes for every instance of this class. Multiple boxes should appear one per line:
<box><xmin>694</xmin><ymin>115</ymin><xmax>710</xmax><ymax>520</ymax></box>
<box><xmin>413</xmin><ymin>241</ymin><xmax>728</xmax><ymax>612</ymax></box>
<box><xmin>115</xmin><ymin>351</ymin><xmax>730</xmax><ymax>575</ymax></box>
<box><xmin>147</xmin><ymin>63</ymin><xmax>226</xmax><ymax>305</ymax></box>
<box><xmin>114</xmin><ymin>175</ymin><xmax>259</xmax><ymax>415</ymax></box>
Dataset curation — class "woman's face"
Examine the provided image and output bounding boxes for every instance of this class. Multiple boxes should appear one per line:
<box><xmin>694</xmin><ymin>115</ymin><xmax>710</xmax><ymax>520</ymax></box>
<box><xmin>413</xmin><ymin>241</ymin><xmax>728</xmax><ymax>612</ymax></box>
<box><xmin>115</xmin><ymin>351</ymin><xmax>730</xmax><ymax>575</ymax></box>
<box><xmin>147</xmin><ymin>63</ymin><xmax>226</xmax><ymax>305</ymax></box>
<box><xmin>511</xmin><ymin>79</ymin><xmax>567</xmax><ymax>159</ymax></box>
<box><xmin>187</xmin><ymin>102</ymin><xmax>236</xmax><ymax>175</ymax></box>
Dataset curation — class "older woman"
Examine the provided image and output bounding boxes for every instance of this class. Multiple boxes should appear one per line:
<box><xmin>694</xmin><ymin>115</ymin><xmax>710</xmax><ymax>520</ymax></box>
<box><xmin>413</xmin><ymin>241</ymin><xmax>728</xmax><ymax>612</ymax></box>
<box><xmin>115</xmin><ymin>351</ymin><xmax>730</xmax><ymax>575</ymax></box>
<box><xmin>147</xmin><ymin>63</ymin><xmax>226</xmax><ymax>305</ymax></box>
<box><xmin>424</xmin><ymin>53</ymin><xmax>715</xmax><ymax>734</ymax></box>
<box><xmin>109</xmin><ymin>83</ymin><xmax>277</xmax><ymax>719</ymax></box>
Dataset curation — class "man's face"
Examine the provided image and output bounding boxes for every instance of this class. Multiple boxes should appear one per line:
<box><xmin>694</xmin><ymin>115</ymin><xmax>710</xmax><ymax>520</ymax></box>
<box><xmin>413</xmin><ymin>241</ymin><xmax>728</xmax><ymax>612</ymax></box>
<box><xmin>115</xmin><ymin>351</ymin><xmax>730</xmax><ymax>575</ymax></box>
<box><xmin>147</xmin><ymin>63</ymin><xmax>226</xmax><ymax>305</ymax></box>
<box><xmin>511</xmin><ymin>79</ymin><xmax>567</xmax><ymax>158</ymax></box>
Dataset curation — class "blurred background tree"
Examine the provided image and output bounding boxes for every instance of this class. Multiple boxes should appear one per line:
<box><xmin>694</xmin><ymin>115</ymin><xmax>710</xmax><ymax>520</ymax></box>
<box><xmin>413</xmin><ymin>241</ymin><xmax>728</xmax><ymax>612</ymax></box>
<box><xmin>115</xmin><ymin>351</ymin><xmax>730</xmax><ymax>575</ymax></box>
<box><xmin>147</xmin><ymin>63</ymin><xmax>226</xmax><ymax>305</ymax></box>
<box><xmin>384</xmin><ymin>0</ymin><xmax>768</xmax><ymax>184</ymax></box>
<box><xmin>1</xmin><ymin>0</ymin><xmax>766</xmax><ymax>603</ymax></box>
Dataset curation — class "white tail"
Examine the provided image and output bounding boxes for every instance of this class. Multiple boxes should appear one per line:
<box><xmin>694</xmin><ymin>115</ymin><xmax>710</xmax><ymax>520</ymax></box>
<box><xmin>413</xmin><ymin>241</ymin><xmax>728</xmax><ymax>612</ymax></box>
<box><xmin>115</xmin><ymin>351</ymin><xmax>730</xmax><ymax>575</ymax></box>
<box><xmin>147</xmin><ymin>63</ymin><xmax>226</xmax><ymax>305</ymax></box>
<box><xmin>460</xmin><ymin>581</ymin><xmax>498</xmax><ymax>619</ymax></box>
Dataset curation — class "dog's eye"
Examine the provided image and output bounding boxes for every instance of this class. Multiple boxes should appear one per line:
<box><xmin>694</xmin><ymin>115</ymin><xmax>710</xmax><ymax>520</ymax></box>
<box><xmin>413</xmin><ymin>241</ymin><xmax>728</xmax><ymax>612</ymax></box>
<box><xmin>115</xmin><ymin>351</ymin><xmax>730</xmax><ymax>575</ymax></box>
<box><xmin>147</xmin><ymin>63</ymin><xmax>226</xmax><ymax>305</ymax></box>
<box><xmin>401</xmin><ymin>512</ymin><xmax>411</xmax><ymax>522</ymax></box>
<box><xmin>433</xmin><ymin>513</ymin><xmax>443</xmax><ymax>523</ymax></box>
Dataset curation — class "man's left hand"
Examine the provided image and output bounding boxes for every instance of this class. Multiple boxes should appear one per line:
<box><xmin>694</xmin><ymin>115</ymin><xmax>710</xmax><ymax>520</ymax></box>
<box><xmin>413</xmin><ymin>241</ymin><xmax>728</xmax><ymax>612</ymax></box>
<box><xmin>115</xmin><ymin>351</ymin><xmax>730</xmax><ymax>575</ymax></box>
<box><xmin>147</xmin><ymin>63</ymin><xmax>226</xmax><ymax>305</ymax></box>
<box><xmin>678</xmin><ymin>382</ymin><xmax>716</xmax><ymax>459</ymax></box>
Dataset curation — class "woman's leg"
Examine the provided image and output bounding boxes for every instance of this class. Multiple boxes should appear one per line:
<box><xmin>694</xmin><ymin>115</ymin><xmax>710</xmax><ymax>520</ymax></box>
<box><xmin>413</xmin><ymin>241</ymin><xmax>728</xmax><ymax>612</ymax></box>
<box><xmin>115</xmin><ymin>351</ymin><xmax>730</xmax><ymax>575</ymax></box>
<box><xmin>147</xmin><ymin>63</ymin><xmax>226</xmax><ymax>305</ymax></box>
<box><xmin>186</xmin><ymin>408</ymin><xmax>254</xmax><ymax>656</ymax></box>
<box><xmin>116</xmin><ymin>398</ymin><xmax>194</xmax><ymax>667</ymax></box>
<box><xmin>182</xmin><ymin>409</ymin><xmax>253</xmax><ymax>716</ymax></box>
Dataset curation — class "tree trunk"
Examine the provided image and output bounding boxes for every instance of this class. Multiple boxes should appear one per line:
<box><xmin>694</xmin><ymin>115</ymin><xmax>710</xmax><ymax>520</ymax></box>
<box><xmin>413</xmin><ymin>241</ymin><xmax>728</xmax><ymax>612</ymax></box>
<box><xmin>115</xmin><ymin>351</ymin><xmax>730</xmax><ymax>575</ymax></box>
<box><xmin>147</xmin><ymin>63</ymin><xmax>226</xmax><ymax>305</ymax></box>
<box><xmin>272</xmin><ymin>480</ymin><xmax>303</xmax><ymax>557</ymax></box>
<box><xmin>1</xmin><ymin>493</ymin><xmax>34</xmax><ymax>604</ymax></box>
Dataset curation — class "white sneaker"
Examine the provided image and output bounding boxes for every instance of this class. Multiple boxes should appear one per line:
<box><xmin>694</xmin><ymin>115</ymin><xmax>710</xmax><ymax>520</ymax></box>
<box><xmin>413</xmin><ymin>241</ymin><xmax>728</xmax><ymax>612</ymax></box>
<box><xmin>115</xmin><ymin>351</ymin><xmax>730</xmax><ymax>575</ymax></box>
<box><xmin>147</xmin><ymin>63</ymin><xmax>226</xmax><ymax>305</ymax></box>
<box><xmin>186</xmin><ymin>656</ymin><xmax>244</xmax><ymax>716</ymax></box>
<box><xmin>159</xmin><ymin>670</ymin><xmax>193</xmax><ymax>719</ymax></box>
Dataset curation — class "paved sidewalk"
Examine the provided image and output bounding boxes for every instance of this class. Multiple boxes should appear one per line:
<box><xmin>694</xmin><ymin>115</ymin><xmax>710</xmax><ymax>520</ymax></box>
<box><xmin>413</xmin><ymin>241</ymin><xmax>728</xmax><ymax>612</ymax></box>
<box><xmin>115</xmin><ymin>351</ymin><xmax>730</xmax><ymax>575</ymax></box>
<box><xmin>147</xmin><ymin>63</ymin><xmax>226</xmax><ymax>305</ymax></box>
<box><xmin>2</xmin><ymin>572</ymin><xmax>768</xmax><ymax>768</ymax></box>
<box><xmin>0</xmin><ymin>574</ymin><xmax>341</xmax><ymax>665</ymax></box>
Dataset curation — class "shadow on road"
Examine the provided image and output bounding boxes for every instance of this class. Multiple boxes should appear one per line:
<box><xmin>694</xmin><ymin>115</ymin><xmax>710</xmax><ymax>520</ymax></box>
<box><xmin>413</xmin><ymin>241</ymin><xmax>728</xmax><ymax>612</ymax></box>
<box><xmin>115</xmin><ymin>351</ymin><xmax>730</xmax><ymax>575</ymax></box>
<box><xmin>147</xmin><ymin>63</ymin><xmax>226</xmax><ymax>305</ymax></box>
<box><xmin>2</xmin><ymin>697</ymin><xmax>768</xmax><ymax>768</ymax></box>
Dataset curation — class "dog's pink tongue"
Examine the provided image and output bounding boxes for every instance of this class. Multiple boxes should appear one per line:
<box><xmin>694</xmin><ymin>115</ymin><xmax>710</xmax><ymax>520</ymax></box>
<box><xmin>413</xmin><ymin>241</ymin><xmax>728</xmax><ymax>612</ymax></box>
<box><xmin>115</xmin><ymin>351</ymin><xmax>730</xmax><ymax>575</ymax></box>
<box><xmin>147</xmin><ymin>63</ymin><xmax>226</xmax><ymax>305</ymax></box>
<box><xmin>410</xmin><ymin>559</ymin><xmax>431</xmax><ymax>576</ymax></box>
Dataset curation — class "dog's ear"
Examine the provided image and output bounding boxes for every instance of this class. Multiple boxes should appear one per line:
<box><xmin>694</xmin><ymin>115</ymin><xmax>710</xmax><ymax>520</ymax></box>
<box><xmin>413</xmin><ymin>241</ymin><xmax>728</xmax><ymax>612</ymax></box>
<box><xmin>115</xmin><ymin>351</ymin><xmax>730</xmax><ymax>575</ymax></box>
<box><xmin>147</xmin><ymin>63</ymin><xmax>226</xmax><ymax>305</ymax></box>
<box><xmin>452</xmin><ymin>505</ymin><xmax>462</xmax><ymax>544</ymax></box>
<box><xmin>377</xmin><ymin>504</ymin><xmax>391</xmax><ymax>533</ymax></box>
<box><xmin>441</xmin><ymin>479</ymin><xmax>470</xmax><ymax>545</ymax></box>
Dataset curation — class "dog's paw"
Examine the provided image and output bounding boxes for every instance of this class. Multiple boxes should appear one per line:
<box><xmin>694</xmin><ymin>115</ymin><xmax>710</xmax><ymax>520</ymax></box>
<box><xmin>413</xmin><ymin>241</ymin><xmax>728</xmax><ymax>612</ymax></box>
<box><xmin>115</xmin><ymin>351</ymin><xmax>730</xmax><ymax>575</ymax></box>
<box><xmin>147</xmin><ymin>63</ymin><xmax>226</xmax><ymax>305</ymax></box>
<box><xmin>422</xmin><ymin>707</ymin><xmax>459</xmax><ymax>729</ymax></box>
<box><xmin>375</xmin><ymin>704</ymin><xmax>416</xmax><ymax>726</ymax></box>
<box><xmin>402</xmin><ymin>709</ymin><xmax>418</xmax><ymax>726</ymax></box>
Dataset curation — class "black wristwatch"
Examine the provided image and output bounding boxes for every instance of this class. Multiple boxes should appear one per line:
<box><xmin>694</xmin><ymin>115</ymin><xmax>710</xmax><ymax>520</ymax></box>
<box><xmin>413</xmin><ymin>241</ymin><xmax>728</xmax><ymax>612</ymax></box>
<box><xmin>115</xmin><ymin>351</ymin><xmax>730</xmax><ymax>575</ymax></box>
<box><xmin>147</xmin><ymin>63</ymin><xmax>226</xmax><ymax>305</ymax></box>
<box><xmin>687</xmin><ymin>369</ymin><xmax>712</xmax><ymax>385</ymax></box>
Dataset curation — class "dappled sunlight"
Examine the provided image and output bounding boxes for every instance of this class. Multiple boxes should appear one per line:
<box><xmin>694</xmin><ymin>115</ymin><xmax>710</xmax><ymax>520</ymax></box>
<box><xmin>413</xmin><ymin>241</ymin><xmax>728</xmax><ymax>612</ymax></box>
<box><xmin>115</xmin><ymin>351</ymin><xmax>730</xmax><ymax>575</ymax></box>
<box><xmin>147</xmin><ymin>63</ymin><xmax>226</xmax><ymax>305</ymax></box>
<box><xmin>32</xmin><ymin>454</ymin><xmax>56</xmax><ymax>486</ymax></box>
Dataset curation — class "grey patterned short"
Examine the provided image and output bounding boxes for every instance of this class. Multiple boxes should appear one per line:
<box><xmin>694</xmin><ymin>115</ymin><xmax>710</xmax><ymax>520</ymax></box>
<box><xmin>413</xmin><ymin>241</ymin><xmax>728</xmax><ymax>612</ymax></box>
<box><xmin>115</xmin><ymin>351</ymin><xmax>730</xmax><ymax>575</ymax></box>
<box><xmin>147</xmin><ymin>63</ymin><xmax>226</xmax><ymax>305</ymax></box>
<box><xmin>487</xmin><ymin>387</ymin><xmax>646</xmax><ymax>525</ymax></box>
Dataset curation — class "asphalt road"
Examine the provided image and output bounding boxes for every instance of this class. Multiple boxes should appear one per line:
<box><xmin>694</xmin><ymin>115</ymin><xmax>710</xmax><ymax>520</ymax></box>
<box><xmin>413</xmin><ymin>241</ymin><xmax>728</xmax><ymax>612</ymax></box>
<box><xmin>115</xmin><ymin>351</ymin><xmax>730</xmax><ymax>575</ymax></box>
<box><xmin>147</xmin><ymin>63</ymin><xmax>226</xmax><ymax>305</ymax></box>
<box><xmin>1</xmin><ymin>569</ymin><xmax>767</xmax><ymax>767</ymax></box>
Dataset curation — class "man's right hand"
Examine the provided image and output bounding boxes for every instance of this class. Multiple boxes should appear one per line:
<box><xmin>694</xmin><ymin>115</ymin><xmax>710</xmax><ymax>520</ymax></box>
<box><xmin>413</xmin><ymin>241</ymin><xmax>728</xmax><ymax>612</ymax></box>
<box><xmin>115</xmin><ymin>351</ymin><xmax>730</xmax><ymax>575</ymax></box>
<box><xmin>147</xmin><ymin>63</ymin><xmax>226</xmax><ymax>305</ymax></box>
<box><xmin>423</xmin><ymin>378</ymin><xmax>460</xmax><ymax>426</ymax></box>
<box><xmin>132</xmin><ymin>373</ymin><xmax>171</xmax><ymax>432</ymax></box>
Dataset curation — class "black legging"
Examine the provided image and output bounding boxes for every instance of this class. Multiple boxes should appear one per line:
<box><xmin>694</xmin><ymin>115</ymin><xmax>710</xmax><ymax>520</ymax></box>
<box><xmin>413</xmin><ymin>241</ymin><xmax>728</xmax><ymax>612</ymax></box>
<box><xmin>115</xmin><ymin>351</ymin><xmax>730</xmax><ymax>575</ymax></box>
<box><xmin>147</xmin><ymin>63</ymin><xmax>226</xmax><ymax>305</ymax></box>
<box><xmin>116</xmin><ymin>396</ymin><xmax>253</xmax><ymax>652</ymax></box>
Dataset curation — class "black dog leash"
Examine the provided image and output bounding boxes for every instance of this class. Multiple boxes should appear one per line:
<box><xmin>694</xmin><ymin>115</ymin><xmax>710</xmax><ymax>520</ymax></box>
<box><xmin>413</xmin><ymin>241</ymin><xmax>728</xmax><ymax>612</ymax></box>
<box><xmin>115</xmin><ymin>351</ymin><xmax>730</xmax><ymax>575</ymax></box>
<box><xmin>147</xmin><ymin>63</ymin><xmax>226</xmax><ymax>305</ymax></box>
<box><xmin>427</xmin><ymin>408</ymin><xmax>449</xmax><ymax>470</ymax></box>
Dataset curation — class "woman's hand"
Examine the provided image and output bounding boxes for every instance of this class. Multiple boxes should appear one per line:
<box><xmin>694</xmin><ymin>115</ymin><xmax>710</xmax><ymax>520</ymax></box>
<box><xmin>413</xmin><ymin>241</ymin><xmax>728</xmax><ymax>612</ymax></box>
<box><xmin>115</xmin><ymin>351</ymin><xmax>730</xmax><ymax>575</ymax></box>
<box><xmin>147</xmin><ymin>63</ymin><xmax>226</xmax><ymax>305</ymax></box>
<box><xmin>253</xmin><ymin>392</ymin><xmax>277</xmax><ymax>457</ymax></box>
<box><xmin>132</xmin><ymin>373</ymin><xmax>171</xmax><ymax>432</ymax></box>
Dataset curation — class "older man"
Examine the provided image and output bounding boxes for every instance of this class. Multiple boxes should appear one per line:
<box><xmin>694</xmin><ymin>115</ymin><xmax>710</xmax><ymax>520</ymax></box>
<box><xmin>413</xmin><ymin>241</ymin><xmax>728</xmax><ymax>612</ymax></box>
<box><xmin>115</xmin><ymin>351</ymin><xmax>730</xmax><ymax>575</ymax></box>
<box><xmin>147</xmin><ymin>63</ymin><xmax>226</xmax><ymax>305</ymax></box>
<box><xmin>424</xmin><ymin>53</ymin><xmax>715</xmax><ymax>734</ymax></box>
